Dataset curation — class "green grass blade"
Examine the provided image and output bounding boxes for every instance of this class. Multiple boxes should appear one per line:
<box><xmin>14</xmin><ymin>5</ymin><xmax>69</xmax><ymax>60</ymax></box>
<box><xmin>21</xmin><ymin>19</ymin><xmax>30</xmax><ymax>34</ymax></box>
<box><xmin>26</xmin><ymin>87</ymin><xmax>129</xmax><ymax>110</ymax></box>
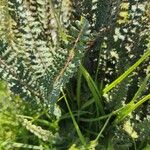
<box><xmin>131</xmin><ymin>74</ymin><xmax>150</xmax><ymax>102</ymax></box>
<box><xmin>133</xmin><ymin>93</ymin><xmax>150</xmax><ymax>111</ymax></box>
<box><xmin>103</xmin><ymin>48</ymin><xmax>150</xmax><ymax>94</ymax></box>
<box><xmin>80</xmin><ymin>114</ymin><xmax>111</xmax><ymax>122</ymax></box>
<box><xmin>80</xmin><ymin>64</ymin><xmax>105</xmax><ymax>115</ymax></box>
<box><xmin>80</xmin><ymin>98</ymin><xmax>95</xmax><ymax>110</ymax></box>
<box><xmin>95</xmin><ymin>115</ymin><xmax>111</xmax><ymax>141</ymax></box>
<box><xmin>61</xmin><ymin>89</ymin><xmax>86</xmax><ymax>146</ymax></box>
<box><xmin>114</xmin><ymin>93</ymin><xmax>150</xmax><ymax>124</ymax></box>
<box><xmin>60</xmin><ymin>111</ymin><xmax>91</xmax><ymax>120</ymax></box>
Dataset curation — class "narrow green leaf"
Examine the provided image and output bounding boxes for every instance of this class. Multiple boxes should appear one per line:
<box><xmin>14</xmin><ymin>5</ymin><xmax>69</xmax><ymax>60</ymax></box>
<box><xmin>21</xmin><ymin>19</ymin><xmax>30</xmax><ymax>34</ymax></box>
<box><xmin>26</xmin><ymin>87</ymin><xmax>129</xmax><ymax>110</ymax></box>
<box><xmin>95</xmin><ymin>115</ymin><xmax>111</xmax><ymax>141</ymax></box>
<box><xmin>80</xmin><ymin>64</ymin><xmax>105</xmax><ymax>115</ymax></box>
<box><xmin>81</xmin><ymin>98</ymin><xmax>95</xmax><ymax>110</ymax></box>
<box><xmin>131</xmin><ymin>74</ymin><xmax>150</xmax><ymax>102</ymax></box>
<box><xmin>114</xmin><ymin>93</ymin><xmax>150</xmax><ymax>124</ymax></box>
<box><xmin>103</xmin><ymin>48</ymin><xmax>150</xmax><ymax>94</ymax></box>
<box><xmin>61</xmin><ymin>89</ymin><xmax>86</xmax><ymax>146</ymax></box>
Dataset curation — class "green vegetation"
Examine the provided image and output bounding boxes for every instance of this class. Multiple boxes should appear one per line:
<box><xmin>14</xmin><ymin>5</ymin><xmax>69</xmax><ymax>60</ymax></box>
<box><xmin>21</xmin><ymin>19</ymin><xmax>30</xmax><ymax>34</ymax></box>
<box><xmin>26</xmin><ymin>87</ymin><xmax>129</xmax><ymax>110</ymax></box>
<box><xmin>0</xmin><ymin>0</ymin><xmax>150</xmax><ymax>149</ymax></box>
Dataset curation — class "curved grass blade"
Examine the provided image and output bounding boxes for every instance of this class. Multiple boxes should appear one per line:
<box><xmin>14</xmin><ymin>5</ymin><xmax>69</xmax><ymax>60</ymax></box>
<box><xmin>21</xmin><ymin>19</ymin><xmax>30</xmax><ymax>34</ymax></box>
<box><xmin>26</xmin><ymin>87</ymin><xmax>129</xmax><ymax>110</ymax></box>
<box><xmin>103</xmin><ymin>48</ymin><xmax>150</xmax><ymax>94</ymax></box>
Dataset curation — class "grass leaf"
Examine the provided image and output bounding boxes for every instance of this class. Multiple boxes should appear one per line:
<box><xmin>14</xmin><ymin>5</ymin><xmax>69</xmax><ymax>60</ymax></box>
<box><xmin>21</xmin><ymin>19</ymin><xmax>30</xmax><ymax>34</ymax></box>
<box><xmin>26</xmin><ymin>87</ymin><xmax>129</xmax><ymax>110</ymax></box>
<box><xmin>80</xmin><ymin>64</ymin><xmax>105</xmax><ymax>115</ymax></box>
<box><xmin>103</xmin><ymin>48</ymin><xmax>150</xmax><ymax>94</ymax></box>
